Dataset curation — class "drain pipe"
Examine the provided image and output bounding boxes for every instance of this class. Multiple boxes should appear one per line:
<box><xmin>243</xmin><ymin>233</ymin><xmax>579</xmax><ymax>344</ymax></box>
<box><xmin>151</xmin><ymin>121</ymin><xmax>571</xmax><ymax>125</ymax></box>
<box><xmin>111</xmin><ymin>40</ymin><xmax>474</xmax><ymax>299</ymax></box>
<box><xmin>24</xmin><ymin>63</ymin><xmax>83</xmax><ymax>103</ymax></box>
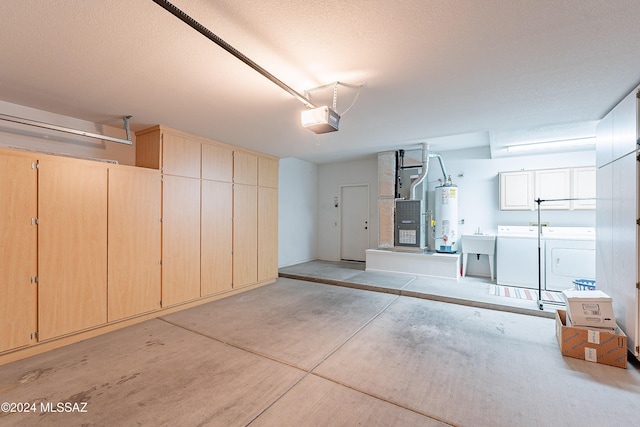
<box><xmin>410</xmin><ymin>143</ymin><xmax>430</xmax><ymax>200</ymax></box>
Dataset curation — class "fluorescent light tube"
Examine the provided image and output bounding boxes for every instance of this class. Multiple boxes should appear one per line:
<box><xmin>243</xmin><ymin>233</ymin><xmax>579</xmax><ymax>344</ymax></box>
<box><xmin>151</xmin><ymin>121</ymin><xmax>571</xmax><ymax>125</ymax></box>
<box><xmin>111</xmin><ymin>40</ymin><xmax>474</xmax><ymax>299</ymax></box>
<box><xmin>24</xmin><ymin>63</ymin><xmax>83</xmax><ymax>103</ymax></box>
<box><xmin>506</xmin><ymin>137</ymin><xmax>596</xmax><ymax>153</ymax></box>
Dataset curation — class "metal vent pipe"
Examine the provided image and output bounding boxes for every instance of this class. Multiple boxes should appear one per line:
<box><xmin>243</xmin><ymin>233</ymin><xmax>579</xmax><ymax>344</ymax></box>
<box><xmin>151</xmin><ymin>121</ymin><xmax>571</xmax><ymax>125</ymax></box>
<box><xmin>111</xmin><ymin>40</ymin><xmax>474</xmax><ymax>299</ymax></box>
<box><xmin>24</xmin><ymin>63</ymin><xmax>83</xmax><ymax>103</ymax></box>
<box><xmin>410</xmin><ymin>143</ymin><xmax>429</xmax><ymax>200</ymax></box>
<box><xmin>429</xmin><ymin>153</ymin><xmax>448</xmax><ymax>183</ymax></box>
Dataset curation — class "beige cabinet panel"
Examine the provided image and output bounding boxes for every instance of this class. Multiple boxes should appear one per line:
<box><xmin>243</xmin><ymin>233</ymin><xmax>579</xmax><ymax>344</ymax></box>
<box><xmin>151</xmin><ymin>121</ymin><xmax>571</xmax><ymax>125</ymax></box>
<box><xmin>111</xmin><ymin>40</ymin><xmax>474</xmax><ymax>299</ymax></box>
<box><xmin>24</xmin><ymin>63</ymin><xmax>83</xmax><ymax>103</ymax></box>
<box><xmin>135</xmin><ymin>126</ymin><xmax>201</xmax><ymax>178</ymax></box>
<box><xmin>38</xmin><ymin>157</ymin><xmax>108</xmax><ymax>341</ymax></box>
<box><xmin>233</xmin><ymin>183</ymin><xmax>258</xmax><ymax>287</ymax></box>
<box><xmin>258</xmin><ymin>187</ymin><xmax>278</xmax><ymax>281</ymax></box>
<box><xmin>162</xmin><ymin>175</ymin><xmax>201</xmax><ymax>306</ymax></box>
<box><xmin>108</xmin><ymin>166</ymin><xmax>162</xmax><ymax>321</ymax></box>
<box><xmin>162</xmin><ymin>131</ymin><xmax>202</xmax><ymax>178</ymax></box>
<box><xmin>135</xmin><ymin>128</ymin><xmax>162</xmax><ymax>170</ymax></box>
<box><xmin>258</xmin><ymin>156</ymin><xmax>278</xmax><ymax>188</ymax></box>
<box><xmin>201</xmin><ymin>180</ymin><xmax>233</xmax><ymax>295</ymax></box>
<box><xmin>202</xmin><ymin>143</ymin><xmax>233</xmax><ymax>182</ymax></box>
<box><xmin>234</xmin><ymin>151</ymin><xmax>258</xmax><ymax>185</ymax></box>
<box><xmin>0</xmin><ymin>153</ymin><xmax>37</xmax><ymax>352</ymax></box>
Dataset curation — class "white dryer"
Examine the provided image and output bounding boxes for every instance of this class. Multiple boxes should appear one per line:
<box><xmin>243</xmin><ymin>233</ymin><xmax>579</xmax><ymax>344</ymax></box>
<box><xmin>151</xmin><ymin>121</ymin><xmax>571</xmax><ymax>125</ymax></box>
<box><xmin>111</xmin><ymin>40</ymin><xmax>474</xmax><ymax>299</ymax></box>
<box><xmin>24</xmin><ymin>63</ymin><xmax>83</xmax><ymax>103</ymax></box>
<box><xmin>542</xmin><ymin>227</ymin><xmax>595</xmax><ymax>292</ymax></box>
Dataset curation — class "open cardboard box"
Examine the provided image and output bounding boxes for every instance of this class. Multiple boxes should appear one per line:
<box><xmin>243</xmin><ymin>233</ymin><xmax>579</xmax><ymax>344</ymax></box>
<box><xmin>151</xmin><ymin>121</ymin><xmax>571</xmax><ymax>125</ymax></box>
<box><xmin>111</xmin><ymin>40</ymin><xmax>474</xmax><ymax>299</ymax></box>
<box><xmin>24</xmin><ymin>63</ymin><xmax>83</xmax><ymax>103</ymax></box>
<box><xmin>556</xmin><ymin>309</ymin><xmax>627</xmax><ymax>369</ymax></box>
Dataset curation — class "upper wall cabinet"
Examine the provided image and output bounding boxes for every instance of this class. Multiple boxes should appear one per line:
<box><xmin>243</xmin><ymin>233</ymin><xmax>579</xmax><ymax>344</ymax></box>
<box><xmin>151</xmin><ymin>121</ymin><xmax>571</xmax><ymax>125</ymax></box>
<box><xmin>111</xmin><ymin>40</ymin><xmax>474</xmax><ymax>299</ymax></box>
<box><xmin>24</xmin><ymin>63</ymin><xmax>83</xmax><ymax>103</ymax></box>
<box><xmin>234</xmin><ymin>151</ymin><xmax>258</xmax><ymax>185</ymax></box>
<box><xmin>202</xmin><ymin>143</ymin><xmax>233</xmax><ymax>182</ymax></box>
<box><xmin>136</xmin><ymin>126</ymin><xmax>202</xmax><ymax>178</ymax></box>
<box><xmin>500</xmin><ymin>167</ymin><xmax>596</xmax><ymax>211</ymax></box>
<box><xmin>499</xmin><ymin>171</ymin><xmax>534</xmax><ymax>210</ymax></box>
<box><xmin>534</xmin><ymin>169</ymin><xmax>571</xmax><ymax>210</ymax></box>
<box><xmin>572</xmin><ymin>167</ymin><xmax>596</xmax><ymax>210</ymax></box>
<box><xmin>258</xmin><ymin>156</ymin><xmax>278</xmax><ymax>188</ymax></box>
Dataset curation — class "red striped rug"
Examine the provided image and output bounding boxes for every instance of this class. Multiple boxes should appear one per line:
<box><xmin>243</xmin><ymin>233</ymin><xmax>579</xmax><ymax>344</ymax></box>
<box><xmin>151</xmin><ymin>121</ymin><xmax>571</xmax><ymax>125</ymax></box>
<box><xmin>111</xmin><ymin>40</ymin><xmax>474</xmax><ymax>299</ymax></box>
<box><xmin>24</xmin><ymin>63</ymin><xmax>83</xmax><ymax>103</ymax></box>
<box><xmin>489</xmin><ymin>285</ymin><xmax>564</xmax><ymax>303</ymax></box>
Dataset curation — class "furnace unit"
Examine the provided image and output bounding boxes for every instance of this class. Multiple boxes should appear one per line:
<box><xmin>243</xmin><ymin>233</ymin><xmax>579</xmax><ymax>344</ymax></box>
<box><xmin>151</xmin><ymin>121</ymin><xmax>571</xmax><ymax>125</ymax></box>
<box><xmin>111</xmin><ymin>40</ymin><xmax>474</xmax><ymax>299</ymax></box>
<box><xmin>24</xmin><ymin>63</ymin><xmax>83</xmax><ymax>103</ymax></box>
<box><xmin>395</xmin><ymin>199</ymin><xmax>426</xmax><ymax>250</ymax></box>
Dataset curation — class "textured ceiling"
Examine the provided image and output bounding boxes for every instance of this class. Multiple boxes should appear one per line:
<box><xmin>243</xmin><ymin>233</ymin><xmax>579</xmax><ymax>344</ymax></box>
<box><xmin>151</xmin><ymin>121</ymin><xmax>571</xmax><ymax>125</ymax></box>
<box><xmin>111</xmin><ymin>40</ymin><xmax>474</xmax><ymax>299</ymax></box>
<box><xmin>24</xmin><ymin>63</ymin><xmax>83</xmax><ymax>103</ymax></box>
<box><xmin>1</xmin><ymin>0</ymin><xmax>639</xmax><ymax>163</ymax></box>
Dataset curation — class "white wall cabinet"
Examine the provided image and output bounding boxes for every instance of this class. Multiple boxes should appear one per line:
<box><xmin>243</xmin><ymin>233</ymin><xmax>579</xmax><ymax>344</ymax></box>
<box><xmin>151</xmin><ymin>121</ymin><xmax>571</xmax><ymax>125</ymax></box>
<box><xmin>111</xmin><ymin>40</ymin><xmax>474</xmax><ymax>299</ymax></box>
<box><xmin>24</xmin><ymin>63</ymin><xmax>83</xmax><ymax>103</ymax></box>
<box><xmin>500</xmin><ymin>167</ymin><xmax>595</xmax><ymax>211</ymax></box>
<box><xmin>572</xmin><ymin>167</ymin><xmax>596</xmax><ymax>210</ymax></box>
<box><xmin>499</xmin><ymin>171</ymin><xmax>534</xmax><ymax>210</ymax></box>
<box><xmin>535</xmin><ymin>168</ymin><xmax>571</xmax><ymax>210</ymax></box>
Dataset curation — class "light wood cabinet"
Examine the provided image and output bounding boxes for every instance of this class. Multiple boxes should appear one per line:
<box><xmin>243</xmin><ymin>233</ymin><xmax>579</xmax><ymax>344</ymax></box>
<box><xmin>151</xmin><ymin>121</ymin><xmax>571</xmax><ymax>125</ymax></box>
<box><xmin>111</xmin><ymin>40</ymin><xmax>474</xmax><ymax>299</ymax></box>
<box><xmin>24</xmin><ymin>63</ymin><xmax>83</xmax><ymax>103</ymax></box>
<box><xmin>202</xmin><ymin>143</ymin><xmax>233</xmax><ymax>182</ymax></box>
<box><xmin>1</xmin><ymin>125</ymin><xmax>280</xmax><ymax>365</ymax></box>
<box><xmin>234</xmin><ymin>151</ymin><xmax>258</xmax><ymax>185</ymax></box>
<box><xmin>258</xmin><ymin>186</ymin><xmax>278</xmax><ymax>281</ymax></box>
<box><xmin>38</xmin><ymin>157</ymin><xmax>108</xmax><ymax>341</ymax></box>
<box><xmin>201</xmin><ymin>180</ymin><xmax>233</xmax><ymax>295</ymax></box>
<box><xmin>499</xmin><ymin>171</ymin><xmax>534</xmax><ymax>210</ymax></box>
<box><xmin>162</xmin><ymin>175</ymin><xmax>201</xmax><ymax>306</ymax></box>
<box><xmin>0</xmin><ymin>153</ymin><xmax>37</xmax><ymax>352</ymax></box>
<box><xmin>258</xmin><ymin>156</ymin><xmax>278</xmax><ymax>188</ymax></box>
<box><xmin>233</xmin><ymin>183</ymin><xmax>258</xmax><ymax>287</ymax></box>
<box><xmin>136</xmin><ymin>126</ymin><xmax>201</xmax><ymax>178</ymax></box>
<box><xmin>108</xmin><ymin>166</ymin><xmax>162</xmax><ymax>321</ymax></box>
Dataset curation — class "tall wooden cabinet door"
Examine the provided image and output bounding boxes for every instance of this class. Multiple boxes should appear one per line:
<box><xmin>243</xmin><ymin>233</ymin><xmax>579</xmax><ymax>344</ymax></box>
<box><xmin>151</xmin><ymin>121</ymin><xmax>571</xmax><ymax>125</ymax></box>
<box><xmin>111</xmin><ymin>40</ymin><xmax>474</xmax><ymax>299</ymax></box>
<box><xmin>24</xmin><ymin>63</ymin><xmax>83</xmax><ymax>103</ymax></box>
<box><xmin>162</xmin><ymin>175</ymin><xmax>201</xmax><ymax>306</ymax></box>
<box><xmin>201</xmin><ymin>180</ymin><xmax>233</xmax><ymax>295</ymax></box>
<box><xmin>258</xmin><ymin>186</ymin><xmax>278</xmax><ymax>281</ymax></box>
<box><xmin>233</xmin><ymin>183</ymin><xmax>258</xmax><ymax>287</ymax></box>
<box><xmin>0</xmin><ymin>154</ymin><xmax>37</xmax><ymax>352</ymax></box>
<box><xmin>108</xmin><ymin>167</ymin><xmax>162</xmax><ymax>321</ymax></box>
<box><xmin>38</xmin><ymin>158</ymin><xmax>108</xmax><ymax>341</ymax></box>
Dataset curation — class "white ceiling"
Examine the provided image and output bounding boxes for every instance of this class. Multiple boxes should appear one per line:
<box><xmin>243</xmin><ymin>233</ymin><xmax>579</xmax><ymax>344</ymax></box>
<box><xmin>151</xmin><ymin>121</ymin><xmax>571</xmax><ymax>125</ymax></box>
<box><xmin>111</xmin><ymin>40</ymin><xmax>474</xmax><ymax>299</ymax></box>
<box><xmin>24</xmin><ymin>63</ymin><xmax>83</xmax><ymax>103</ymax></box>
<box><xmin>1</xmin><ymin>0</ymin><xmax>639</xmax><ymax>163</ymax></box>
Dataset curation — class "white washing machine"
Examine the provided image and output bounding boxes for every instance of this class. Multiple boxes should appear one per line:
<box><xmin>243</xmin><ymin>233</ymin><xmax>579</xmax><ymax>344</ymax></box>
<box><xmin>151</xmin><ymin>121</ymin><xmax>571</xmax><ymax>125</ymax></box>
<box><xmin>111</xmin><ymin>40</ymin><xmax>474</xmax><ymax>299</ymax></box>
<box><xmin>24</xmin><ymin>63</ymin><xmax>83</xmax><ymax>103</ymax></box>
<box><xmin>496</xmin><ymin>226</ymin><xmax>543</xmax><ymax>288</ymax></box>
<box><xmin>542</xmin><ymin>227</ymin><xmax>595</xmax><ymax>291</ymax></box>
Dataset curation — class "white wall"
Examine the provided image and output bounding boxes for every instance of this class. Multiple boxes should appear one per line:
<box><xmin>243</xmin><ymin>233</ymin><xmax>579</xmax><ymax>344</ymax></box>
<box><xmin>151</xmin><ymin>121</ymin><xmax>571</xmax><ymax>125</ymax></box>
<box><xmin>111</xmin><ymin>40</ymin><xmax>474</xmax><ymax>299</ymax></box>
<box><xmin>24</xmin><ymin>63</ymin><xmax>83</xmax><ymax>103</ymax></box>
<box><xmin>0</xmin><ymin>100</ymin><xmax>135</xmax><ymax>165</ymax></box>
<box><xmin>278</xmin><ymin>158</ymin><xmax>318</xmax><ymax>267</ymax></box>
<box><xmin>317</xmin><ymin>157</ymin><xmax>379</xmax><ymax>261</ymax></box>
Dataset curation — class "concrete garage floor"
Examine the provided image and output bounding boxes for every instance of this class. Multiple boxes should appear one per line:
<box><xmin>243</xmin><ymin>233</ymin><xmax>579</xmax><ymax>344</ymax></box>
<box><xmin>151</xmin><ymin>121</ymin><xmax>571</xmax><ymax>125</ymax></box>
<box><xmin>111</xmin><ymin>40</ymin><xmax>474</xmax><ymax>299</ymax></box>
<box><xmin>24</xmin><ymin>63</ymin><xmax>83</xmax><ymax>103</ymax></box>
<box><xmin>1</xmin><ymin>275</ymin><xmax>639</xmax><ymax>426</ymax></box>
<box><xmin>280</xmin><ymin>260</ymin><xmax>561</xmax><ymax>318</ymax></box>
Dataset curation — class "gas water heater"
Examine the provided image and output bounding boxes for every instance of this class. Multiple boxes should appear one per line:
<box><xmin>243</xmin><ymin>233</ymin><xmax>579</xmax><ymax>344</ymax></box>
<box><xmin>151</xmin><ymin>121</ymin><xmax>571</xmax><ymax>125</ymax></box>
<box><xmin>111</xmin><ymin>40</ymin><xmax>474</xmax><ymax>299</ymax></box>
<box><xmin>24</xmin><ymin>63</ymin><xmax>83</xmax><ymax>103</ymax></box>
<box><xmin>434</xmin><ymin>184</ymin><xmax>459</xmax><ymax>253</ymax></box>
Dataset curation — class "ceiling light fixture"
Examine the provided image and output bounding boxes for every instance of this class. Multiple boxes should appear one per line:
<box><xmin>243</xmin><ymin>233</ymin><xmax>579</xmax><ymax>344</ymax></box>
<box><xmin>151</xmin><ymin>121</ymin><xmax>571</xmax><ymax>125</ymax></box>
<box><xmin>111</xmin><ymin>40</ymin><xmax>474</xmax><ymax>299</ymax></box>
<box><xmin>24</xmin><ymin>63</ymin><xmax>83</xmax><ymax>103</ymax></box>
<box><xmin>506</xmin><ymin>136</ymin><xmax>596</xmax><ymax>153</ymax></box>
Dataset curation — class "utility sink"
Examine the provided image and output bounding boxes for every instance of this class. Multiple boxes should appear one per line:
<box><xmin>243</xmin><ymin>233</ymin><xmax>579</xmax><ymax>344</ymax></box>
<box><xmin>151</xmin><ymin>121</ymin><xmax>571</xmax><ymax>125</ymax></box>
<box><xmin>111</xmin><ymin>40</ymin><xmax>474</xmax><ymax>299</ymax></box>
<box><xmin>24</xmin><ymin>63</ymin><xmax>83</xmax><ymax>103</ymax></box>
<box><xmin>461</xmin><ymin>234</ymin><xmax>496</xmax><ymax>255</ymax></box>
<box><xmin>461</xmin><ymin>234</ymin><xmax>496</xmax><ymax>281</ymax></box>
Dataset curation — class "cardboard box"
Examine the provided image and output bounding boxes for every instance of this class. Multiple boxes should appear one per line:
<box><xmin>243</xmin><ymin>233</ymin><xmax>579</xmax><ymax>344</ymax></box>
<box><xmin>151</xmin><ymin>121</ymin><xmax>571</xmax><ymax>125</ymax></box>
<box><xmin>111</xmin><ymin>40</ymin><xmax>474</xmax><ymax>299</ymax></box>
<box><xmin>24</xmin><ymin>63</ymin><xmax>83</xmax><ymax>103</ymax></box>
<box><xmin>556</xmin><ymin>309</ymin><xmax>627</xmax><ymax>369</ymax></box>
<box><xmin>562</xmin><ymin>289</ymin><xmax>616</xmax><ymax>329</ymax></box>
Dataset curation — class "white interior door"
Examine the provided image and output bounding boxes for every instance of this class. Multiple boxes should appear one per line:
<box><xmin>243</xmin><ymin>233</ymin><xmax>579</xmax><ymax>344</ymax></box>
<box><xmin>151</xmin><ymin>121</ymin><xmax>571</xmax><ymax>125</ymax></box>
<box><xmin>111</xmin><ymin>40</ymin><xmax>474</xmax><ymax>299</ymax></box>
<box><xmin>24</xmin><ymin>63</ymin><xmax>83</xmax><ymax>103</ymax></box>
<box><xmin>340</xmin><ymin>185</ymin><xmax>369</xmax><ymax>261</ymax></box>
